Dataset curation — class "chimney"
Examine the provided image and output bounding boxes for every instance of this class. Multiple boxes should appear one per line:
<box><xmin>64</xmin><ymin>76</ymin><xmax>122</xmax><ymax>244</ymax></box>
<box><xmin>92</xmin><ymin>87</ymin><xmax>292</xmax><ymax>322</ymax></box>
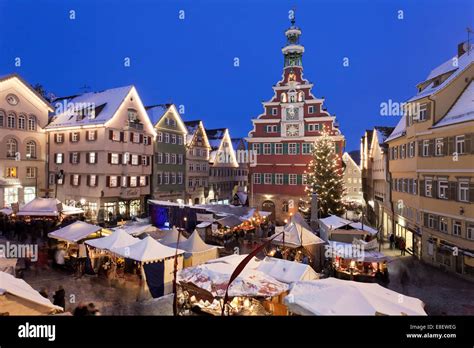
<box><xmin>458</xmin><ymin>42</ymin><xmax>467</xmax><ymax>57</ymax></box>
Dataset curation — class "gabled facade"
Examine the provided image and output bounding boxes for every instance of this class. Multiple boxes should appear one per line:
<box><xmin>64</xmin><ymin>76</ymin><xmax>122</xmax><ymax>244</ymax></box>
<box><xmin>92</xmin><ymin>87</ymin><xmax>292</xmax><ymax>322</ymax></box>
<box><xmin>206</xmin><ymin>128</ymin><xmax>238</xmax><ymax>204</ymax></box>
<box><xmin>184</xmin><ymin>120</ymin><xmax>211</xmax><ymax>205</ymax></box>
<box><xmin>0</xmin><ymin>74</ymin><xmax>54</xmax><ymax>207</ymax></box>
<box><xmin>46</xmin><ymin>85</ymin><xmax>155</xmax><ymax>221</ymax></box>
<box><xmin>246</xmin><ymin>17</ymin><xmax>345</xmax><ymax>222</ymax></box>
<box><xmin>148</xmin><ymin>104</ymin><xmax>187</xmax><ymax>202</ymax></box>
<box><xmin>342</xmin><ymin>152</ymin><xmax>363</xmax><ymax>204</ymax></box>
<box><xmin>386</xmin><ymin>42</ymin><xmax>474</xmax><ymax>278</ymax></box>
<box><xmin>231</xmin><ymin>137</ymin><xmax>249</xmax><ymax>194</ymax></box>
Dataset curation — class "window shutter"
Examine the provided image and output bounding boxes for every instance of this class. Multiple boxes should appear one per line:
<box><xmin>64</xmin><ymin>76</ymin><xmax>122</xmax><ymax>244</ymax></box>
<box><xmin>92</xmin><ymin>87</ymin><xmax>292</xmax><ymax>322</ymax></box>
<box><xmin>69</xmin><ymin>133</ymin><xmax>73</xmax><ymax>142</ymax></box>
<box><xmin>138</xmin><ymin>155</ymin><xmax>142</xmax><ymax>165</ymax></box>
<box><xmin>145</xmin><ymin>176</ymin><xmax>149</xmax><ymax>186</ymax></box>
<box><xmin>54</xmin><ymin>134</ymin><xmax>57</xmax><ymax>143</ymax></box>
<box><xmin>470</xmin><ymin>183</ymin><xmax>474</xmax><ymax>203</ymax></box>
<box><xmin>78</xmin><ymin>175</ymin><xmax>81</xmax><ymax>186</ymax></box>
<box><xmin>433</xmin><ymin>215</ymin><xmax>439</xmax><ymax>230</ymax></box>
<box><xmin>86</xmin><ymin>175</ymin><xmax>90</xmax><ymax>186</ymax></box>
<box><xmin>426</xmin><ymin>103</ymin><xmax>431</xmax><ymax>120</ymax></box>
<box><xmin>419</xmin><ymin>180</ymin><xmax>425</xmax><ymax>196</ymax></box>
<box><xmin>130</xmin><ymin>132</ymin><xmax>134</xmax><ymax>142</ymax></box>
<box><xmin>283</xmin><ymin>174</ymin><xmax>289</xmax><ymax>185</ymax></box>
<box><xmin>139</xmin><ymin>134</ymin><xmax>143</xmax><ymax>143</ymax></box>
<box><xmin>466</xmin><ymin>134</ymin><xmax>472</xmax><ymax>154</ymax></box>
<box><xmin>283</xmin><ymin>143</ymin><xmax>288</xmax><ymax>154</ymax></box>
<box><xmin>95</xmin><ymin>176</ymin><xmax>99</xmax><ymax>186</ymax></box>
<box><xmin>432</xmin><ymin>180</ymin><xmax>438</xmax><ymax>199</ymax></box>
<box><xmin>109</xmin><ymin>130</ymin><xmax>113</xmax><ymax>140</ymax></box>
<box><xmin>120</xmin><ymin>131</ymin><xmax>124</xmax><ymax>142</ymax></box>
<box><xmin>106</xmin><ymin>176</ymin><xmax>110</xmax><ymax>187</ymax></box>
<box><xmin>117</xmin><ymin>153</ymin><xmax>122</xmax><ymax>164</ymax></box>
<box><xmin>69</xmin><ymin>153</ymin><xmax>73</xmax><ymax>163</ymax></box>
<box><xmin>447</xmin><ymin>137</ymin><xmax>455</xmax><ymax>156</ymax></box>
<box><xmin>417</xmin><ymin>141</ymin><xmax>423</xmax><ymax>157</ymax></box>
<box><xmin>127</xmin><ymin>176</ymin><xmax>131</xmax><ymax>187</ymax></box>
<box><xmin>148</xmin><ymin>136</ymin><xmax>152</xmax><ymax>145</ymax></box>
<box><xmin>77</xmin><ymin>153</ymin><xmax>80</xmax><ymax>163</ymax></box>
<box><xmin>70</xmin><ymin>175</ymin><xmax>73</xmax><ymax>185</ymax></box>
<box><xmin>449</xmin><ymin>182</ymin><xmax>457</xmax><ymax>201</ymax></box>
<box><xmin>54</xmin><ymin>153</ymin><xmax>57</xmax><ymax>163</ymax></box>
<box><xmin>428</xmin><ymin>139</ymin><xmax>435</xmax><ymax>156</ymax></box>
<box><xmin>108</xmin><ymin>153</ymin><xmax>113</xmax><ymax>164</ymax></box>
<box><xmin>423</xmin><ymin>213</ymin><xmax>428</xmax><ymax>227</ymax></box>
<box><xmin>86</xmin><ymin>153</ymin><xmax>89</xmax><ymax>164</ymax></box>
<box><xmin>94</xmin><ymin>130</ymin><xmax>98</xmax><ymax>139</ymax></box>
<box><xmin>77</xmin><ymin>133</ymin><xmax>80</xmax><ymax>142</ymax></box>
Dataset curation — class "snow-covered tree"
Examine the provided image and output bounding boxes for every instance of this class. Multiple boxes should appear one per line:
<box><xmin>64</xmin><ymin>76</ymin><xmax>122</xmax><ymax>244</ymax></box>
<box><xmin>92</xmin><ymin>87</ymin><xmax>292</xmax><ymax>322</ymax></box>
<box><xmin>304</xmin><ymin>128</ymin><xmax>345</xmax><ymax>218</ymax></box>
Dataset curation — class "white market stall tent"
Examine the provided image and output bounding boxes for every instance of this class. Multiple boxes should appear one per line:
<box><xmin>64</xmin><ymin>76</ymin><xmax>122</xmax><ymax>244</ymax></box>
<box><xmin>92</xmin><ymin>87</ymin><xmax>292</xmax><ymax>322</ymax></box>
<box><xmin>112</xmin><ymin>236</ymin><xmax>186</xmax><ymax>297</ymax></box>
<box><xmin>159</xmin><ymin>226</ymin><xmax>188</xmax><ymax>246</ymax></box>
<box><xmin>0</xmin><ymin>271</ymin><xmax>63</xmax><ymax>315</ymax></box>
<box><xmin>48</xmin><ymin>221</ymin><xmax>104</xmax><ymax>243</ymax></box>
<box><xmin>256</xmin><ymin>257</ymin><xmax>319</xmax><ymax>284</ymax></box>
<box><xmin>284</xmin><ymin>278</ymin><xmax>427</xmax><ymax>316</ymax></box>
<box><xmin>17</xmin><ymin>197</ymin><xmax>84</xmax><ymax>217</ymax></box>
<box><xmin>85</xmin><ymin>229</ymin><xmax>140</xmax><ymax>251</ymax></box>
<box><xmin>166</xmin><ymin>230</ymin><xmax>220</xmax><ymax>267</ymax></box>
<box><xmin>319</xmin><ymin>215</ymin><xmax>378</xmax><ymax>242</ymax></box>
<box><xmin>111</xmin><ymin>222</ymin><xmax>158</xmax><ymax>237</ymax></box>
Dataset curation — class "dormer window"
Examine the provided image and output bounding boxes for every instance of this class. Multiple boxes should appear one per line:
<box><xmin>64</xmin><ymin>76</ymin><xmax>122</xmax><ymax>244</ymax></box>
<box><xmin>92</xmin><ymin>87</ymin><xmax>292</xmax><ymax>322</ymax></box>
<box><xmin>432</xmin><ymin>78</ymin><xmax>441</xmax><ymax>87</ymax></box>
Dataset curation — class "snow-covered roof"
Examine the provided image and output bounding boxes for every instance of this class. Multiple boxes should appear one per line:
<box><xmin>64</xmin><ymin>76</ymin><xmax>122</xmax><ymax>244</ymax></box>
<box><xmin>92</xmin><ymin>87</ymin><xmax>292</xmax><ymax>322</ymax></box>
<box><xmin>48</xmin><ymin>221</ymin><xmax>103</xmax><ymax>243</ymax></box>
<box><xmin>285</xmin><ymin>278</ymin><xmax>427</xmax><ymax>315</ymax></box>
<box><xmin>111</xmin><ymin>223</ymin><xmax>158</xmax><ymax>236</ymax></box>
<box><xmin>0</xmin><ymin>271</ymin><xmax>63</xmax><ymax>314</ymax></box>
<box><xmin>112</xmin><ymin>236</ymin><xmax>184</xmax><ymax>263</ymax></box>
<box><xmin>146</xmin><ymin>104</ymin><xmax>170</xmax><ymax>125</ymax></box>
<box><xmin>85</xmin><ymin>229</ymin><xmax>140</xmax><ymax>250</ymax></box>
<box><xmin>47</xmin><ymin>85</ymin><xmax>133</xmax><ymax>128</ymax></box>
<box><xmin>272</xmin><ymin>214</ymin><xmax>325</xmax><ymax>247</ymax></box>
<box><xmin>256</xmin><ymin>257</ymin><xmax>319</xmax><ymax>284</ymax></box>
<box><xmin>432</xmin><ymin>80</ymin><xmax>474</xmax><ymax>128</ymax></box>
<box><xmin>408</xmin><ymin>45</ymin><xmax>474</xmax><ymax>102</ymax></box>
<box><xmin>319</xmin><ymin>215</ymin><xmax>378</xmax><ymax>235</ymax></box>
<box><xmin>17</xmin><ymin>198</ymin><xmax>62</xmax><ymax>216</ymax></box>
<box><xmin>184</xmin><ymin>120</ymin><xmax>201</xmax><ymax>135</ymax></box>
<box><xmin>328</xmin><ymin>241</ymin><xmax>387</xmax><ymax>262</ymax></box>
<box><xmin>384</xmin><ymin>115</ymin><xmax>407</xmax><ymax>143</ymax></box>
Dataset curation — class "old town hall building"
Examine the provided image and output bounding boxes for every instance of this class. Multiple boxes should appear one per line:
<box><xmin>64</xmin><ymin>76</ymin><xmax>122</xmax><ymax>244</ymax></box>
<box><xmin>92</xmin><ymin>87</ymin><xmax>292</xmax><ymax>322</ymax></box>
<box><xmin>246</xmin><ymin>17</ymin><xmax>345</xmax><ymax>222</ymax></box>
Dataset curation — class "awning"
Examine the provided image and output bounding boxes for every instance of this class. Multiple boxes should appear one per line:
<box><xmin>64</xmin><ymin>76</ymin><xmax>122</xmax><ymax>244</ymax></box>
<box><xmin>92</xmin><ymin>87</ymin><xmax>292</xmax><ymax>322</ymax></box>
<box><xmin>48</xmin><ymin>221</ymin><xmax>103</xmax><ymax>243</ymax></box>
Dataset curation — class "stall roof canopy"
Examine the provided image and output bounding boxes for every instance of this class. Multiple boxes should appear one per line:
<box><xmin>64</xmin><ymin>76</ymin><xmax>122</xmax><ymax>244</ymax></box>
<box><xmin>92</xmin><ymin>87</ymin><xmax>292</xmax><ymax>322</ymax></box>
<box><xmin>256</xmin><ymin>257</ymin><xmax>319</xmax><ymax>284</ymax></box>
<box><xmin>61</xmin><ymin>205</ymin><xmax>85</xmax><ymax>216</ymax></box>
<box><xmin>86</xmin><ymin>229</ymin><xmax>139</xmax><ymax>251</ymax></box>
<box><xmin>285</xmin><ymin>278</ymin><xmax>427</xmax><ymax>316</ymax></box>
<box><xmin>112</xmin><ymin>236</ymin><xmax>184</xmax><ymax>263</ymax></box>
<box><xmin>17</xmin><ymin>198</ymin><xmax>62</xmax><ymax>216</ymax></box>
<box><xmin>111</xmin><ymin>223</ymin><xmax>158</xmax><ymax>237</ymax></box>
<box><xmin>272</xmin><ymin>214</ymin><xmax>325</xmax><ymax>247</ymax></box>
<box><xmin>48</xmin><ymin>221</ymin><xmax>102</xmax><ymax>243</ymax></box>
<box><xmin>168</xmin><ymin>230</ymin><xmax>220</xmax><ymax>254</ymax></box>
<box><xmin>160</xmin><ymin>226</ymin><xmax>188</xmax><ymax>246</ymax></box>
<box><xmin>0</xmin><ymin>271</ymin><xmax>63</xmax><ymax>314</ymax></box>
<box><xmin>216</xmin><ymin>215</ymin><xmax>243</xmax><ymax>228</ymax></box>
<box><xmin>319</xmin><ymin>215</ymin><xmax>378</xmax><ymax>235</ymax></box>
<box><xmin>329</xmin><ymin>241</ymin><xmax>389</xmax><ymax>262</ymax></box>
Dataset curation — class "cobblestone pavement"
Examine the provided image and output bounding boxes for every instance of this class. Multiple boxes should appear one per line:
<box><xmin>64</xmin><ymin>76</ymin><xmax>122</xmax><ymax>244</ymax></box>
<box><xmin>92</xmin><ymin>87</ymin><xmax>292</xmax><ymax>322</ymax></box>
<box><xmin>383</xmin><ymin>246</ymin><xmax>474</xmax><ymax>315</ymax></box>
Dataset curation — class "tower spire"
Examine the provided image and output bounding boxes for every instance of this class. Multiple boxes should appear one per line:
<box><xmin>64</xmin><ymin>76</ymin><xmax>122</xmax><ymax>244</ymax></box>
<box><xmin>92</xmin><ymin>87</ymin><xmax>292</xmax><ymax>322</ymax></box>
<box><xmin>282</xmin><ymin>12</ymin><xmax>304</xmax><ymax>69</ymax></box>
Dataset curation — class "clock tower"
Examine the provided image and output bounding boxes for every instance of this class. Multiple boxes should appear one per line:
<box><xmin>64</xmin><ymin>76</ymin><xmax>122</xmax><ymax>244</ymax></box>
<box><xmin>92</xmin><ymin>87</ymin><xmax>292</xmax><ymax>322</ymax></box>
<box><xmin>246</xmin><ymin>14</ymin><xmax>345</xmax><ymax>223</ymax></box>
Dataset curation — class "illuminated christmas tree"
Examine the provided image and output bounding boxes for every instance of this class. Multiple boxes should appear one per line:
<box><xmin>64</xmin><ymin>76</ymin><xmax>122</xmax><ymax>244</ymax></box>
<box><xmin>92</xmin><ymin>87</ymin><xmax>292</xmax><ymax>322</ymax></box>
<box><xmin>304</xmin><ymin>128</ymin><xmax>345</xmax><ymax>218</ymax></box>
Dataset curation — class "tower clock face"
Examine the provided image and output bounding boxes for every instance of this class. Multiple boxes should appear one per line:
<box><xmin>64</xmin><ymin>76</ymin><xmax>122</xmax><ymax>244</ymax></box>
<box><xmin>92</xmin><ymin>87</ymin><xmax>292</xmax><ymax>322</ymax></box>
<box><xmin>286</xmin><ymin>124</ymin><xmax>299</xmax><ymax>137</ymax></box>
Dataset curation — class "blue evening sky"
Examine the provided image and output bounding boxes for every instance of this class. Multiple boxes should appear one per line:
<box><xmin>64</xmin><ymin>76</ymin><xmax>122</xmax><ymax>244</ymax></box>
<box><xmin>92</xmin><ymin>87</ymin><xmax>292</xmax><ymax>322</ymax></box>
<box><xmin>0</xmin><ymin>0</ymin><xmax>472</xmax><ymax>151</ymax></box>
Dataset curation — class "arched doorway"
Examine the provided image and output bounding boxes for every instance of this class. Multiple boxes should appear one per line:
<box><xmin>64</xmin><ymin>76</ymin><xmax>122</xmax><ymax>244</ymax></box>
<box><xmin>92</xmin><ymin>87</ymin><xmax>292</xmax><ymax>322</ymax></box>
<box><xmin>262</xmin><ymin>200</ymin><xmax>275</xmax><ymax>221</ymax></box>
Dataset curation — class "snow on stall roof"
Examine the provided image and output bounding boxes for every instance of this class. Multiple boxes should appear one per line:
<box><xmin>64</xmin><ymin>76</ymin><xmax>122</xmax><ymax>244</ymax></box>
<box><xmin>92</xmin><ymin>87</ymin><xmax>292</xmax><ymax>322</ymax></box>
<box><xmin>167</xmin><ymin>230</ymin><xmax>219</xmax><ymax>254</ymax></box>
<box><xmin>432</xmin><ymin>80</ymin><xmax>474</xmax><ymax>128</ymax></box>
<box><xmin>86</xmin><ymin>229</ymin><xmax>140</xmax><ymax>250</ymax></box>
<box><xmin>256</xmin><ymin>257</ymin><xmax>319</xmax><ymax>284</ymax></box>
<box><xmin>47</xmin><ymin>85</ymin><xmax>133</xmax><ymax>128</ymax></box>
<box><xmin>408</xmin><ymin>46</ymin><xmax>474</xmax><ymax>102</ymax></box>
<box><xmin>285</xmin><ymin>278</ymin><xmax>427</xmax><ymax>316</ymax></box>
<box><xmin>384</xmin><ymin>115</ymin><xmax>407</xmax><ymax>143</ymax></box>
<box><xmin>160</xmin><ymin>226</ymin><xmax>188</xmax><ymax>246</ymax></box>
<box><xmin>48</xmin><ymin>221</ymin><xmax>102</xmax><ymax>243</ymax></box>
<box><xmin>112</xmin><ymin>236</ymin><xmax>184</xmax><ymax>263</ymax></box>
<box><xmin>0</xmin><ymin>272</ymin><xmax>63</xmax><ymax>313</ymax></box>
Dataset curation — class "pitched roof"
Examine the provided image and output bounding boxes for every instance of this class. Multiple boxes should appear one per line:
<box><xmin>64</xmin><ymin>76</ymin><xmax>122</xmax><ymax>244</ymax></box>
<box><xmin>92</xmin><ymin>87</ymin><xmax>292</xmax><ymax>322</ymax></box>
<box><xmin>145</xmin><ymin>104</ymin><xmax>171</xmax><ymax>125</ymax></box>
<box><xmin>408</xmin><ymin>45</ymin><xmax>474</xmax><ymax>102</ymax></box>
<box><xmin>432</xmin><ymin>80</ymin><xmax>474</xmax><ymax>129</ymax></box>
<box><xmin>0</xmin><ymin>73</ymin><xmax>54</xmax><ymax>111</ymax></box>
<box><xmin>374</xmin><ymin>126</ymin><xmax>395</xmax><ymax>144</ymax></box>
<box><xmin>184</xmin><ymin>120</ymin><xmax>201</xmax><ymax>134</ymax></box>
<box><xmin>385</xmin><ymin>115</ymin><xmax>407</xmax><ymax>143</ymax></box>
<box><xmin>47</xmin><ymin>85</ymin><xmax>133</xmax><ymax>128</ymax></box>
<box><xmin>347</xmin><ymin>150</ymin><xmax>361</xmax><ymax>165</ymax></box>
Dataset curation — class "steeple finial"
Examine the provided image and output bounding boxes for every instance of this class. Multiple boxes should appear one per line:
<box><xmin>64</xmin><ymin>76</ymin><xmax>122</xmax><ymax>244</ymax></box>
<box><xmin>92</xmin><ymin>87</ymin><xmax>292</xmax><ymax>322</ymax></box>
<box><xmin>290</xmin><ymin>7</ymin><xmax>296</xmax><ymax>26</ymax></box>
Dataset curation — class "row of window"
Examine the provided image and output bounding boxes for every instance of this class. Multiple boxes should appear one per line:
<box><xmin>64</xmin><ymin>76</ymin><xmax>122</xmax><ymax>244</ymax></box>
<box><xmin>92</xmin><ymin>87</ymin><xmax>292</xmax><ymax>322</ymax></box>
<box><xmin>156</xmin><ymin>172</ymin><xmax>184</xmax><ymax>185</ymax></box>
<box><xmin>266</xmin><ymin>105</ymin><xmax>317</xmax><ymax>116</ymax></box>
<box><xmin>0</xmin><ymin>110</ymin><xmax>37</xmax><ymax>131</ymax></box>
<box><xmin>390</xmin><ymin>134</ymin><xmax>470</xmax><ymax>160</ymax></box>
<box><xmin>156</xmin><ymin>153</ymin><xmax>184</xmax><ymax>165</ymax></box>
<box><xmin>188</xmin><ymin>162</ymin><xmax>208</xmax><ymax>172</ymax></box>
<box><xmin>4</xmin><ymin>167</ymin><xmax>37</xmax><ymax>179</ymax></box>
<box><xmin>108</xmin><ymin>130</ymin><xmax>152</xmax><ymax>145</ymax></box>
<box><xmin>53</xmin><ymin>152</ymin><xmax>151</xmax><ymax>166</ymax></box>
<box><xmin>393</xmin><ymin>177</ymin><xmax>472</xmax><ymax>202</ymax></box>
<box><xmin>253</xmin><ymin>173</ymin><xmax>306</xmax><ymax>185</ymax></box>
<box><xmin>252</xmin><ymin>142</ymin><xmax>314</xmax><ymax>155</ymax></box>
<box><xmin>54</xmin><ymin>130</ymin><xmax>98</xmax><ymax>143</ymax></box>
<box><xmin>51</xmin><ymin>173</ymin><xmax>148</xmax><ymax>188</ymax></box>
<box><xmin>264</xmin><ymin>123</ymin><xmax>321</xmax><ymax>133</ymax></box>
<box><xmin>156</xmin><ymin>131</ymin><xmax>183</xmax><ymax>145</ymax></box>
<box><xmin>188</xmin><ymin>147</ymin><xmax>209</xmax><ymax>158</ymax></box>
<box><xmin>188</xmin><ymin>177</ymin><xmax>208</xmax><ymax>188</ymax></box>
<box><xmin>424</xmin><ymin>213</ymin><xmax>474</xmax><ymax>240</ymax></box>
<box><xmin>5</xmin><ymin>138</ymin><xmax>37</xmax><ymax>159</ymax></box>
<box><xmin>210</xmin><ymin>167</ymin><xmax>240</xmax><ymax>177</ymax></box>
<box><xmin>3</xmin><ymin>187</ymin><xmax>36</xmax><ymax>206</ymax></box>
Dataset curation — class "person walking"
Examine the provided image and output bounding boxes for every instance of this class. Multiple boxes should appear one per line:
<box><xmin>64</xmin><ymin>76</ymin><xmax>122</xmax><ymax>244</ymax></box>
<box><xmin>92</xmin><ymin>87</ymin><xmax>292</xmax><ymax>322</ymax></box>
<box><xmin>53</xmin><ymin>285</ymin><xmax>66</xmax><ymax>310</ymax></box>
<box><xmin>389</xmin><ymin>233</ymin><xmax>395</xmax><ymax>250</ymax></box>
<box><xmin>400</xmin><ymin>238</ymin><xmax>406</xmax><ymax>256</ymax></box>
